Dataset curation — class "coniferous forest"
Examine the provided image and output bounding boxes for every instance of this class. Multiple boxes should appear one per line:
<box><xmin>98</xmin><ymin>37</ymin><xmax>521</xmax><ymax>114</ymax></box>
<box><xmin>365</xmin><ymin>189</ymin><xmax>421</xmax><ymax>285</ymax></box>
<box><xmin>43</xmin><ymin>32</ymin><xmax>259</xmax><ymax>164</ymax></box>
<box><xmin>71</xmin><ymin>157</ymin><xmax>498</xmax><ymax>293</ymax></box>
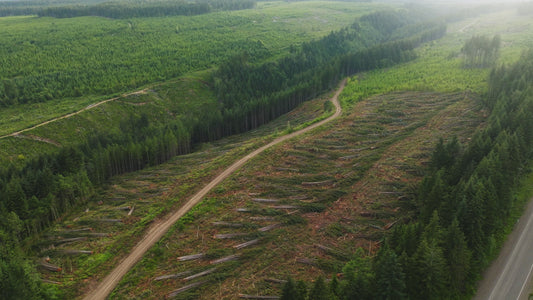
<box><xmin>1</xmin><ymin>0</ymin><xmax>533</xmax><ymax>298</ymax></box>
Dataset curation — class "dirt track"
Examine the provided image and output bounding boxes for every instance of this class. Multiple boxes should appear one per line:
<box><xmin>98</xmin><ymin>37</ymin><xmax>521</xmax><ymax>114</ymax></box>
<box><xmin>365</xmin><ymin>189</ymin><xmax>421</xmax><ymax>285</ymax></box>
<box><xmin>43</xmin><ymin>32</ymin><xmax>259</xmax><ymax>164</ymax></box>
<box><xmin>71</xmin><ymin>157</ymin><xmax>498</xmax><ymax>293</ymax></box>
<box><xmin>82</xmin><ymin>79</ymin><xmax>346</xmax><ymax>300</ymax></box>
<box><xmin>0</xmin><ymin>90</ymin><xmax>146</xmax><ymax>140</ymax></box>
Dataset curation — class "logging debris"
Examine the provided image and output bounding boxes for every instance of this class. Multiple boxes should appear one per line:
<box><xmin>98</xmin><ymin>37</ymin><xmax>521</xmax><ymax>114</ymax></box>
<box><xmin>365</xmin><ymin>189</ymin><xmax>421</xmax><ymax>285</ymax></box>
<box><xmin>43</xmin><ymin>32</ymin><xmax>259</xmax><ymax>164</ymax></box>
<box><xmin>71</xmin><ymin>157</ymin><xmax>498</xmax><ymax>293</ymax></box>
<box><xmin>233</xmin><ymin>239</ymin><xmax>260</xmax><ymax>249</ymax></box>
<box><xmin>177</xmin><ymin>253</ymin><xmax>205</xmax><ymax>261</ymax></box>
<box><xmin>210</xmin><ymin>254</ymin><xmax>239</xmax><ymax>265</ymax></box>
<box><xmin>183</xmin><ymin>268</ymin><xmax>216</xmax><ymax>281</ymax></box>
<box><xmin>154</xmin><ymin>271</ymin><xmax>192</xmax><ymax>281</ymax></box>
<box><xmin>166</xmin><ymin>281</ymin><xmax>207</xmax><ymax>298</ymax></box>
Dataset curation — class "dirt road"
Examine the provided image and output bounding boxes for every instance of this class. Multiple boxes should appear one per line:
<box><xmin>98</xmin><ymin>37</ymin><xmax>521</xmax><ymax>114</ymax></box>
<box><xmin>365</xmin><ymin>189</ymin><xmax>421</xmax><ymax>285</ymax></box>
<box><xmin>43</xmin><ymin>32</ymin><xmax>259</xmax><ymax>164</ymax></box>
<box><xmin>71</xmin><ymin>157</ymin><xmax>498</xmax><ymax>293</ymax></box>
<box><xmin>0</xmin><ymin>90</ymin><xmax>146</xmax><ymax>140</ymax></box>
<box><xmin>82</xmin><ymin>79</ymin><xmax>346</xmax><ymax>300</ymax></box>
<box><xmin>474</xmin><ymin>197</ymin><xmax>533</xmax><ymax>300</ymax></box>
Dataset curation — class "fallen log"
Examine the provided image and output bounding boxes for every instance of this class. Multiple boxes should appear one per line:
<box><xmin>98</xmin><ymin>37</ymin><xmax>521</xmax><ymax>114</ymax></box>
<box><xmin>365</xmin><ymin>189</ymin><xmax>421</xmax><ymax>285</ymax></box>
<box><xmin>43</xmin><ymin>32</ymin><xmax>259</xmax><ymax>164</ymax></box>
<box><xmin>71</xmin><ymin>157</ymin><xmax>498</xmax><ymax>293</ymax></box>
<box><xmin>296</xmin><ymin>258</ymin><xmax>317</xmax><ymax>267</ymax></box>
<box><xmin>128</xmin><ymin>206</ymin><xmax>135</xmax><ymax>216</ymax></box>
<box><xmin>177</xmin><ymin>253</ymin><xmax>205</xmax><ymax>261</ymax></box>
<box><xmin>214</xmin><ymin>233</ymin><xmax>247</xmax><ymax>239</ymax></box>
<box><xmin>52</xmin><ymin>237</ymin><xmax>87</xmax><ymax>245</ymax></box>
<box><xmin>270</xmin><ymin>205</ymin><xmax>298</xmax><ymax>210</ymax></box>
<box><xmin>39</xmin><ymin>262</ymin><xmax>62</xmax><ymax>272</ymax></box>
<box><xmin>183</xmin><ymin>268</ymin><xmax>216</xmax><ymax>281</ymax></box>
<box><xmin>258</xmin><ymin>224</ymin><xmax>280</xmax><ymax>232</ymax></box>
<box><xmin>301</xmin><ymin>180</ymin><xmax>333</xmax><ymax>186</ymax></box>
<box><xmin>212</xmin><ymin>221</ymin><xmax>243</xmax><ymax>228</ymax></box>
<box><xmin>96</xmin><ymin>218</ymin><xmax>122</xmax><ymax>223</ymax></box>
<box><xmin>251</xmin><ymin>198</ymin><xmax>279</xmax><ymax>204</ymax></box>
<box><xmin>239</xmin><ymin>295</ymin><xmax>280</xmax><ymax>299</ymax></box>
<box><xmin>236</xmin><ymin>208</ymin><xmax>251</xmax><ymax>212</ymax></box>
<box><xmin>384</xmin><ymin>220</ymin><xmax>399</xmax><ymax>230</ymax></box>
<box><xmin>114</xmin><ymin>206</ymin><xmax>131</xmax><ymax>211</ymax></box>
<box><xmin>233</xmin><ymin>239</ymin><xmax>260</xmax><ymax>250</ymax></box>
<box><xmin>166</xmin><ymin>281</ymin><xmax>207</xmax><ymax>298</ymax></box>
<box><xmin>210</xmin><ymin>254</ymin><xmax>239</xmax><ymax>265</ymax></box>
<box><xmin>60</xmin><ymin>227</ymin><xmax>93</xmax><ymax>233</ymax></box>
<box><xmin>154</xmin><ymin>271</ymin><xmax>192</xmax><ymax>281</ymax></box>
<box><xmin>264</xmin><ymin>278</ymin><xmax>287</xmax><ymax>284</ymax></box>
<box><xmin>42</xmin><ymin>279</ymin><xmax>61</xmax><ymax>285</ymax></box>
<box><xmin>55</xmin><ymin>249</ymin><xmax>93</xmax><ymax>255</ymax></box>
<box><xmin>249</xmin><ymin>217</ymin><xmax>274</xmax><ymax>221</ymax></box>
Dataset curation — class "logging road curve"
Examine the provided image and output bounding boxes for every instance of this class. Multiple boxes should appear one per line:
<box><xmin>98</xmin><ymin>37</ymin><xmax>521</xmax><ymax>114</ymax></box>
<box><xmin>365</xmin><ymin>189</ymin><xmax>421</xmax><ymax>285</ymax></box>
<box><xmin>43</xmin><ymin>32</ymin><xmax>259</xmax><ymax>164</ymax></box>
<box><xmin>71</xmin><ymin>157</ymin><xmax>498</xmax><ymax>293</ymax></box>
<box><xmin>0</xmin><ymin>89</ymin><xmax>147</xmax><ymax>140</ymax></box>
<box><xmin>474</xmin><ymin>196</ymin><xmax>533</xmax><ymax>300</ymax></box>
<box><xmin>82</xmin><ymin>78</ymin><xmax>347</xmax><ymax>300</ymax></box>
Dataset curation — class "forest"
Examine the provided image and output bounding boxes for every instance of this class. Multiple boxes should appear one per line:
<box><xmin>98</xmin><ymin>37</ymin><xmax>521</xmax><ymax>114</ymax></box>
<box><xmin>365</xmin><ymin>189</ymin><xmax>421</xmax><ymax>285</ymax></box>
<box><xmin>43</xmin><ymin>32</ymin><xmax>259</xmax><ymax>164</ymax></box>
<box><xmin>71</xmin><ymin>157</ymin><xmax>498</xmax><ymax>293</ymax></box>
<box><xmin>279</xmin><ymin>49</ymin><xmax>533</xmax><ymax>299</ymax></box>
<box><xmin>1</xmin><ymin>1</ymin><xmax>532</xmax><ymax>299</ymax></box>
<box><xmin>0</xmin><ymin>7</ymin><xmax>448</xmax><ymax>297</ymax></box>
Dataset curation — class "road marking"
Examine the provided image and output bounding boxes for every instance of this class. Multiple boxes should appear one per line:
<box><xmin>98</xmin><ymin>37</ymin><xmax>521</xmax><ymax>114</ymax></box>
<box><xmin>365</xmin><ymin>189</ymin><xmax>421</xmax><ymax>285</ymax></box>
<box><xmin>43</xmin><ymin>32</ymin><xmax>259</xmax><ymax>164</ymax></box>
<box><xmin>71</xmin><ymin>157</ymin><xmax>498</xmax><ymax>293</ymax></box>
<box><xmin>489</xmin><ymin>208</ymin><xmax>533</xmax><ymax>300</ymax></box>
<box><xmin>518</xmin><ymin>262</ymin><xmax>533</xmax><ymax>300</ymax></box>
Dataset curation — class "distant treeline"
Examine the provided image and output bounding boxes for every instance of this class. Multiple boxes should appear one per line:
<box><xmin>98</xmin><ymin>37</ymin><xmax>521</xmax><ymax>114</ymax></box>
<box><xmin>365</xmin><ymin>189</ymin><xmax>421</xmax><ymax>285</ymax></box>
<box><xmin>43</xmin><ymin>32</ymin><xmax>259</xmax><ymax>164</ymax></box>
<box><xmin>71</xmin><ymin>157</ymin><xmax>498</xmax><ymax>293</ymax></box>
<box><xmin>289</xmin><ymin>49</ymin><xmax>533</xmax><ymax>299</ymax></box>
<box><xmin>37</xmin><ymin>0</ymin><xmax>256</xmax><ymax>19</ymax></box>
<box><xmin>0</xmin><ymin>0</ymin><xmax>255</xmax><ymax>17</ymax></box>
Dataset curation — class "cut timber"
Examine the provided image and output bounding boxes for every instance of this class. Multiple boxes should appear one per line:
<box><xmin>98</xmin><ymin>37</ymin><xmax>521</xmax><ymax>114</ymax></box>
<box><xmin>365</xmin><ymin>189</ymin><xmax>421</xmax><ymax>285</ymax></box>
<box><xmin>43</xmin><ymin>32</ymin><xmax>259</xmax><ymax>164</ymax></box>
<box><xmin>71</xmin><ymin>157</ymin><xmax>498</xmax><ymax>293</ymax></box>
<box><xmin>296</xmin><ymin>258</ymin><xmax>318</xmax><ymax>267</ymax></box>
<box><xmin>270</xmin><ymin>205</ymin><xmax>298</xmax><ymax>210</ymax></box>
<box><xmin>177</xmin><ymin>253</ymin><xmax>204</xmax><ymax>261</ymax></box>
<box><xmin>258</xmin><ymin>224</ymin><xmax>280</xmax><ymax>232</ymax></box>
<box><xmin>384</xmin><ymin>220</ymin><xmax>399</xmax><ymax>230</ymax></box>
<box><xmin>42</xmin><ymin>279</ymin><xmax>61</xmax><ymax>285</ymax></box>
<box><xmin>250</xmin><ymin>217</ymin><xmax>274</xmax><ymax>221</ymax></box>
<box><xmin>154</xmin><ymin>271</ymin><xmax>192</xmax><ymax>281</ymax></box>
<box><xmin>210</xmin><ymin>254</ymin><xmax>239</xmax><ymax>265</ymax></box>
<box><xmin>183</xmin><ymin>268</ymin><xmax>216</xmax><ymax>281</ymax></box>
<box><xmin>251</xmin><ymin>198</ymin><xmax>279</xmax><ymax>204</ymax></box>
<box><xmin>166</xmin><ymin>281</ymin><xmax>207</xmax><ymax>298</ymax></box>
<box><xmin>214</xmin><ymin>233</ymin><xmax>247</xmax><ymax>239</ymax></box>
<box><xmin>239</xmin><ymin>295</ymin><xmax>280</xmax><ymax>299</ymax></box>
<box><xmin>265</xmin><ymin>278</ymin><xmax>287</xmax><ymax>284</ymax></box>
<box><xmin>53</xmin><ymin>237</ymin><xmax>87</xmax><ymax>245</ymax></box>
<box><xmin>301</xmin><ymin>180</ymin><xmax>333</xmax><ymax>186</ymax></box>
<box><xmin>127</xmin><ymin>206</ymin><xmax>135</xmax><ymax>216</ymax></box>
<box><xmin>236</xmin><ymin>208</ymin><xmax>251</xmax><ymax>212</ymax></box>
<box><xmin>61</xmin><ymin>227</ymin><xmax>93</xmax><ymax>233</ymax></box>
<box><xmin>212</xmin><ymin>221</ymin><xmax>243</xmax><ymax>228</ymax></box>
<box><xmin>55</xmin><ymin>249</ymin><xmax>93</xmax><ymax>255</ymax></box>
<box><xmin>39</xmin><ymin>262</ymin><xmax>62</xmax><ymax>272</ymax></box>
<box><xmin>234</xmin><ymin>239</ymin><xmax>260</xmax><ymax>249</ymax></box>
<box><xmin>96</xmin><ymin>219</ymin><xmax>122</xmax><ymax>223</ymax></box>
<box><xmin>114</xmin><ymin>206</ymin><xmax>131</xmax><ymax>211</ymax></box>
<box><xmin>274</xmin><ymin>167</ymin><xmax>299</xmax><ymax>172</ymax></box>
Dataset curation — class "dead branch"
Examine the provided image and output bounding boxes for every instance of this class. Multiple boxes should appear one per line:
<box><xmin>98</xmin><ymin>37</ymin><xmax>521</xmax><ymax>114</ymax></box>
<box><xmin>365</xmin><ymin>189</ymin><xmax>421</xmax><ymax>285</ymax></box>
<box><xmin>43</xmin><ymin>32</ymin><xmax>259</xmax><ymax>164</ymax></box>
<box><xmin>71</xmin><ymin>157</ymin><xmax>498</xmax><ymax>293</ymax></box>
<box><xmin>252</xmin><ymin>198</ymin><xmax>279</xmax><ymax>203</ymax></box>
<box><xmin>264</xmin><ymin>278</ymin><xmax>287</xmax><ymax>284</ymax></box>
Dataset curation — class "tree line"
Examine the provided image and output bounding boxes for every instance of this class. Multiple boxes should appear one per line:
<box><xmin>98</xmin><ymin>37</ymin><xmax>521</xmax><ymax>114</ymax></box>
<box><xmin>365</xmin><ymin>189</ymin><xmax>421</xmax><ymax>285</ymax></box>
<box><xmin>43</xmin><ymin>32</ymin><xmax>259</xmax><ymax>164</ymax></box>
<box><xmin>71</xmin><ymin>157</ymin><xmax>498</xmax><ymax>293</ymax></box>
<box><xmin>462</xmin><ymin>35</ymin><xmax>501</xmax><ymax>68</ymax></box>
<box><xmin>286</xmin><ymin>49</ymin><xmax>533</xmax><ymax>299</ymax></box>
<box><xmin>0</xmin><ymin>0</ymin><xmax>255</xmax><ymax>18</ymax></box>
<box><xmin>37</xmin><ymin>0</ymin><xmax>255</xmax><ymax>19</ymax></box>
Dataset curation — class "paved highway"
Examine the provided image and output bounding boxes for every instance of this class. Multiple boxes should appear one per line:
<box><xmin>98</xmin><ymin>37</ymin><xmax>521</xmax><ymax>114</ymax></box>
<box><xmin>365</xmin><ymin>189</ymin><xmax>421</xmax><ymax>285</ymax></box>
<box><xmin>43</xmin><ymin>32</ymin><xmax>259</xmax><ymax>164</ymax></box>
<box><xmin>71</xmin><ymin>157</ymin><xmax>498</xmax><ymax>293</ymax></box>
<box><xmin>474</xmin><ymin>198</ymin><xmax>533</xmax><ymax>300</ymax></box>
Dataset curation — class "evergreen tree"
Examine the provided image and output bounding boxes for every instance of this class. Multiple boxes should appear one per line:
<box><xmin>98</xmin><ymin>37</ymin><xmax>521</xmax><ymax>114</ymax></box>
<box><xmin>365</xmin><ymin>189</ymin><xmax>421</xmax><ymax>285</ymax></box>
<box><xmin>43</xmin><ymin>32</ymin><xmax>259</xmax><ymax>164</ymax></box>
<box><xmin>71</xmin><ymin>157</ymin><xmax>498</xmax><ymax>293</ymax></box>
<box><xmin>373</xmin><ymin>243</ymin><xmax>406</xmax><ymax>300</ymax></box>
<box><xmin>308</xmin><ymin>276</ymin><xmax>333</xmax><ymax>300</ymax></box>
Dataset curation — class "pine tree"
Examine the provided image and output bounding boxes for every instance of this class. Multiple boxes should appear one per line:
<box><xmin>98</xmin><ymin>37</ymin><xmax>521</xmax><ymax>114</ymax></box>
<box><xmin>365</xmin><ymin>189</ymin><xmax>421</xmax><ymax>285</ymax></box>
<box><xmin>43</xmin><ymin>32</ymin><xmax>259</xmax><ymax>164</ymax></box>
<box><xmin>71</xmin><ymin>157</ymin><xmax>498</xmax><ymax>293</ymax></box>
<box><xmin>373</xmin><ymin>243</ymin><xmax>406</xmax><ymax>300</ymax></box>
